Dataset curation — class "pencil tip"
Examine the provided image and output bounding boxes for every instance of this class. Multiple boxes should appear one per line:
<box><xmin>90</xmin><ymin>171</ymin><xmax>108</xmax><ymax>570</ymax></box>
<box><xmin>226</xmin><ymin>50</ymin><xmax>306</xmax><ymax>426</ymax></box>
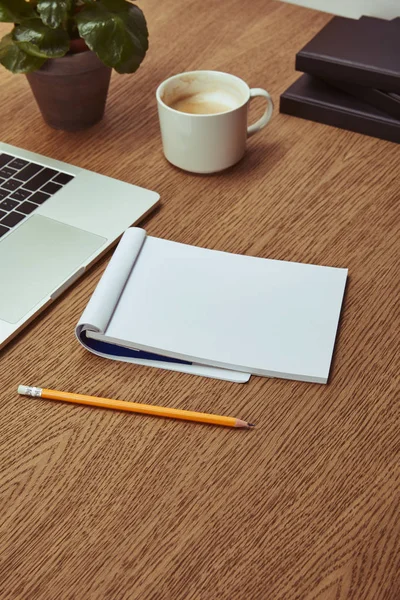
<box><xmin>235</xmin><ymin>419</ymin><xmax>256</xmax><ymax>429</ymax></box>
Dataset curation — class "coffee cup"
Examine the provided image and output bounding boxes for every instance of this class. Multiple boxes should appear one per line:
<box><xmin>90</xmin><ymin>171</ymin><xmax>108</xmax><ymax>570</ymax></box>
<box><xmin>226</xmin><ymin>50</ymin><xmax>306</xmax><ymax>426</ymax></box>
<box><xmin>156</xmin><ymin>70</ymin><xmax>273</xmax><ymax>174</ymax></box>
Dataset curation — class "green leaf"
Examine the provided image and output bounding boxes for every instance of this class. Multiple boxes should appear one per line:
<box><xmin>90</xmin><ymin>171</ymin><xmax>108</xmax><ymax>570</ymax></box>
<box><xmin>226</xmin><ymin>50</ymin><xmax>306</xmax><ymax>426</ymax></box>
<box><xmin>76</xmin><ymin>1</ymin><xmax>148</xmax><ymax>74</ymax></box>
<box><xmin>13</xmin><ymin>18</ymin><xmax>69</xmax><ymax>58</ymax></box>
<box><xmin>0</xmin><ymin>33</ymin><xmax>45</xmax><ymax>72</ymax></box>
<box><xmin>0</xmin><ymin>0</ymin><xmax>36</xmax><ymax>23</ymax></box>
<box><xmin>37</xmin><ymin>1</ymin><xmax>71</xmax><ymax>29</ymax></box>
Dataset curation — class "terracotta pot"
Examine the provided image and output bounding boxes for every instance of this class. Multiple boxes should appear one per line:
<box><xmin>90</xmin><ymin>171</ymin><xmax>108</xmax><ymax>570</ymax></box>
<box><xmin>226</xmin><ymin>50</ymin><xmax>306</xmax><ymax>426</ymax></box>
<box><xmin>26</xmin><ymin>50</ymin><xmax>112</xmax><ymax>131</ymax></box>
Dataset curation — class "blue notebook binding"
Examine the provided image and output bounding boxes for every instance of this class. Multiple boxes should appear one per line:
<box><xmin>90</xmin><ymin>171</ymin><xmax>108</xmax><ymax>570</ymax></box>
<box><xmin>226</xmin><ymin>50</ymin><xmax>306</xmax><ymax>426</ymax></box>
<box><xmin>81</xmin><ymin>331</ymin><xmax>192</xmax><ymax>365</ymax></box>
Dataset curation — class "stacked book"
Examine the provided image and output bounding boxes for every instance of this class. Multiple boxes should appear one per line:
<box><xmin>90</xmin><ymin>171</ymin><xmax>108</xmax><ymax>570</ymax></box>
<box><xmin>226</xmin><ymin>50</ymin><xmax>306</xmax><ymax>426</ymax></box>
<box><xmin>280</xmin><ymin>16</ymin><xmax>400</xmax><ymax>144</ymax></box>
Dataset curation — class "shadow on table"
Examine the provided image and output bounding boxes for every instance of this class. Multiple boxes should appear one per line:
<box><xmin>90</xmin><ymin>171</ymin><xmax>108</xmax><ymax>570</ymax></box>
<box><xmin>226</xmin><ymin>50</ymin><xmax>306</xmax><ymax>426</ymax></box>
<box><xmin>165</xmin><ymin>141</ymin><xmax>287</xmax><ymax>181</ymax></box>
<box><xmin>225</xmin><ymin>141</ymin><xmax>286</xmax><ymax>178</ymax></box>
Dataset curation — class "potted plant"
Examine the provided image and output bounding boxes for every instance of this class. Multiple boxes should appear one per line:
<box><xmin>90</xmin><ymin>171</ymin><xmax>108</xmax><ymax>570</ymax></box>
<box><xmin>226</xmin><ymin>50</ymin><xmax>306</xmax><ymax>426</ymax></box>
<box><xmin>0</xmin><ymin>0</ymin><xmax>149</xmax><ymax>131</ymax></box>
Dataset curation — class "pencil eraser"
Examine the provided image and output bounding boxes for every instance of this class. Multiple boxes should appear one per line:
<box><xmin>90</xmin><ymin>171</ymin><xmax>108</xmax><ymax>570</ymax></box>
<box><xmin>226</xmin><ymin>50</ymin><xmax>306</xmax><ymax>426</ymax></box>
<box><xmin>17</xmin><ymin>385</ymin><xmax>29</xmax><ymax>395</ymax></box>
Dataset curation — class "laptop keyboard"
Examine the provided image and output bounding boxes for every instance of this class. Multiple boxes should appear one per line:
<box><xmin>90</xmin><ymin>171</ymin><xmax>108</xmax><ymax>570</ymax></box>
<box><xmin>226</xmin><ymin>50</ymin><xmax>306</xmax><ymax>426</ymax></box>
<box><xmin>0</xmin><ymin>153</ymin><xmax>74</xmax><ymax>238</ymax></box>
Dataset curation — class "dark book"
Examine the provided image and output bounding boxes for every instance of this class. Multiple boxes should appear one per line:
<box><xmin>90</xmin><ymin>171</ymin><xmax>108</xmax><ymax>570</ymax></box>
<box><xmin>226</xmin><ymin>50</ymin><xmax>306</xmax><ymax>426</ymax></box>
<box><xmin>296</xmin><ymin>16</ymin><xmax>400</xmax><ymax>93</ymax></box>
<box><xmin>279</xmin><ymin>74</ymin><xmax>400</xmax><ymax>145</ymax></box>
<box><xmin>323</xmin><ymin>79</ymin><xmax>400</xmax><ymax>119</ymax></box>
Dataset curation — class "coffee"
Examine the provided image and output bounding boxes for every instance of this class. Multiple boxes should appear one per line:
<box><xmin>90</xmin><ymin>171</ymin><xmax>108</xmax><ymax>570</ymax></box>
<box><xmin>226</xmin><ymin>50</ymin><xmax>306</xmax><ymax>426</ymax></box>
<box><xmin>168</xmin><ymin>92</ymin><xmax>237</xmax><ymax>115</ymax></box>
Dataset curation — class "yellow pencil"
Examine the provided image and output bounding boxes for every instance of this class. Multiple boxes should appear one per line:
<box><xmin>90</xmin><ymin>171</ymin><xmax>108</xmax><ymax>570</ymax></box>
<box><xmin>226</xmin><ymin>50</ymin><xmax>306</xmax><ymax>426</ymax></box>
<box><xmin>17</xmin><ymin>386</ymin><xmax>255</xmax><ymax>429</ymax></box>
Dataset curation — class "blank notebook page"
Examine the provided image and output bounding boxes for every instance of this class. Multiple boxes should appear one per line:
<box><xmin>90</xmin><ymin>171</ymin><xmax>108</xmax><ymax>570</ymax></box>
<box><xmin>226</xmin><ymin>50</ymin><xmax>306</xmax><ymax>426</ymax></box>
<box><xmin>104</xmin><ymin>235</ymin><xmax>347</xmax><ymax>383</ymax></box>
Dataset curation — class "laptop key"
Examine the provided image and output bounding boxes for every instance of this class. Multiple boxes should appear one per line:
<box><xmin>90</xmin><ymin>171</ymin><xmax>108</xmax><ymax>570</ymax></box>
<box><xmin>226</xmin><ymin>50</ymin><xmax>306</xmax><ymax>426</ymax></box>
<box><xmin>41</xmin><ymin>181</ymin><xmax>63</xmax><ymax>195</ymax></box>
<box><xmin>16</xmin><ymin>201</ymin><xmax>37</xmax><ymax>215</ymax></box>
<box><xmin>16</xmin><ymin>162</ymin><xmax>43</xmax><ymax>182</ymax></box>
<box><xmin>53</xmin><ymin>173</ymin><xmax>74</xmax><ymax>185</ymax></box>
<box><xmin>17</xmin><ymin>163</ymin><xmax>43</xmax><ymax>181</ymax></box>
<box><xmin>0</xmin><ymin>224</ymin><xmax>10</xmax><ymax>237</ymax></box>
<box><xmin>0</xmin><ymin>198</ymin><xmax>19</xmax><ymax>211</ymax></box>
<box><xmin>23</xmin><ymin>168</ymin><xmax>58</xmax><ymax>191</ymax></box>
<box><xmin>0</xmin><ymin>167</ymin><xmax>18</xmax><ymax>179</ymax></box>
<box><xmin>7</xmin><ymin>158</ymin><xmax>29</xmax><ymax>170</ymax></box>
<box><xmin>0</xmin><ymin>189</ymin><xmax>9</xmax><ymax>200</ymax></box>
<box><xmin>1</xmin><ymin>211</ymin><xmax>25</xmax><ymax>227</ymax></box>
<box><xmin>1</xmin><ymin>179</ymin><xmax>22</xmax><ymax>191</ymax></box>
<box><xmin>0</xmin><ymin>210</ymin><xmax>6</xmax><ymax>219</ymax></box>
<box><xmin>0</xmin><ymin>154</ymin><xmax>14</xmax><ymax>168</ymax></box>
<box><xmin>10</xmin><ymin>188</ymin><xmax>32</xmax><ymax>201</ymax></box>
<box><xmin>28</xmin><ymin>191</ymin><xmax>50</xmax><ymax>205</ymax></box>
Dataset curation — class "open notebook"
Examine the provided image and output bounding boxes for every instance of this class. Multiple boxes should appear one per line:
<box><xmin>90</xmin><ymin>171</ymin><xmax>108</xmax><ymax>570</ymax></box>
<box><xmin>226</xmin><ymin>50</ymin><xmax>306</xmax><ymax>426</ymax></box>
<box><xmin>76</xmin><ymin>228</ymin><xmax>348</xmax><ymax>384</ymax></box>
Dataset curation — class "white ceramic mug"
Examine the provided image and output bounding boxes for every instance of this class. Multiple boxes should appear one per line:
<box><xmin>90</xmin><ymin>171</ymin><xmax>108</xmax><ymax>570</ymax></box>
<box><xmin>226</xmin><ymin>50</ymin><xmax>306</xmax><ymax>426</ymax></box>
<box><xmin>156</xmin><ymin>70</ymin><xmax>274</xmax><ymax>174</ymax></box>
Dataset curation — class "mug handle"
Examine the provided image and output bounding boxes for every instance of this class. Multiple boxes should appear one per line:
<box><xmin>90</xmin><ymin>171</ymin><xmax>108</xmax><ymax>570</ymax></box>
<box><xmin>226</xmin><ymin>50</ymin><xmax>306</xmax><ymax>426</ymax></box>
<box><xmin>247</xmin><ymin>89</ymin><xmax>274</xmax><ymax>137</ymax></box>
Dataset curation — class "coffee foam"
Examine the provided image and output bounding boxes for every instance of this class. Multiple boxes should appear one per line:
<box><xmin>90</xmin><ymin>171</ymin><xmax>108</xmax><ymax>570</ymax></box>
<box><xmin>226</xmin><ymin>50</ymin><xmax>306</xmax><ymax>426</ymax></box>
<box><xmin>169</xmin><ymin>90</ymin><xmax>239</xmax><ymax>114</ymax></box>
<box><xmin>161</xmin><ymin>75</ymin><xmax>246</xmax><ymax>112</ymax></box>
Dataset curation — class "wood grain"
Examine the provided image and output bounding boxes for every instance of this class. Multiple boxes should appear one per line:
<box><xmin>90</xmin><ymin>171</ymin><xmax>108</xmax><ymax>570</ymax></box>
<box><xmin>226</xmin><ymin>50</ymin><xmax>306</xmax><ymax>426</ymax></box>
<box><xmin>0</xmin><ymin>2</ymin><xmax>399</xmax><ymax>599</ymax></box>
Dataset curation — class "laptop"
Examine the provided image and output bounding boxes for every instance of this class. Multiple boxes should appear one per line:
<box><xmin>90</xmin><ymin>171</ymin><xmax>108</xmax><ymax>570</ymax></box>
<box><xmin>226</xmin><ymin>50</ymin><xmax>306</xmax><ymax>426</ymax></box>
<box><xmin>0</xmin><ymin>142</ymin><xmax>160</xmax><ymax>351</ymax></box>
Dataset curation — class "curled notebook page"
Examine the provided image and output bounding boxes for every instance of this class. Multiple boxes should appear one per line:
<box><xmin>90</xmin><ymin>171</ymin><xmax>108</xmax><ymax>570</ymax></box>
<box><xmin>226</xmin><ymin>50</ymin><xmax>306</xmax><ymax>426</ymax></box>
<box><xmin>76</xmin><ymin>228</ymin><xmax>147</xmax><ymax>337</ymax></box>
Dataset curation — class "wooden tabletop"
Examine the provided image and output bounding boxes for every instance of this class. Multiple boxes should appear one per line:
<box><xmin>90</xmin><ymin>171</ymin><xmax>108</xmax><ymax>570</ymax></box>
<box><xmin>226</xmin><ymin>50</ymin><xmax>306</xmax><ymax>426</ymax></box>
<box><xmin>1</xmin><ymin>2</ymin><xmax>399</xmax><ymax>598</ymax></box>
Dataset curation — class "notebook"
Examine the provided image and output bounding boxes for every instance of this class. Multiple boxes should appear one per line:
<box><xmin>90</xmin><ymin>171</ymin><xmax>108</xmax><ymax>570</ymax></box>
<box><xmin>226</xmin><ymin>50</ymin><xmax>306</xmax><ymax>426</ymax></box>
<box><xmin>76</xmin><ymin>228</ymin><xmax>348</xmax><ymax>384</ymax></box>
<box><xmin>295</xmin><ymin>16</ymin><xmax>400</xmax><ymax>92</ymax></box>
<box><xmin>321</xmin><ymin>79</ymin><xmax>400</xmax><ymax>120</ymax></box>
<box><xmin>280</xmin><ymin>74</ymin><xmax>400</xmax><ymax>144</ymax></box>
